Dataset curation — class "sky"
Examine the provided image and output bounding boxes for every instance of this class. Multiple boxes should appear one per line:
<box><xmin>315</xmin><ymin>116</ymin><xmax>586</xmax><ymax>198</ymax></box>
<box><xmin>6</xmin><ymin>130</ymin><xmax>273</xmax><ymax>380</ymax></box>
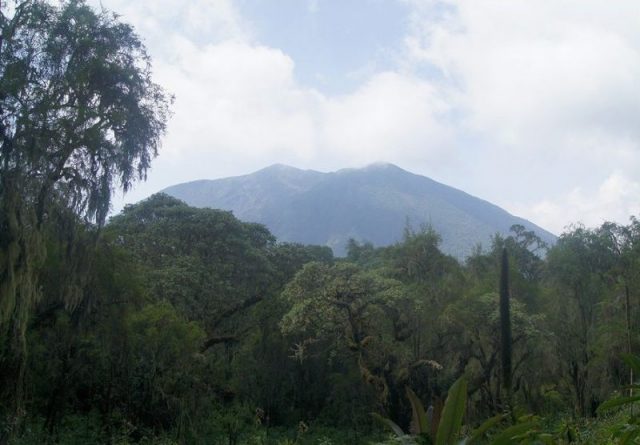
<box><xmin>89</xmin><ymin>0</ymin><xmax>640</xmax><ymax>235</ymax></box>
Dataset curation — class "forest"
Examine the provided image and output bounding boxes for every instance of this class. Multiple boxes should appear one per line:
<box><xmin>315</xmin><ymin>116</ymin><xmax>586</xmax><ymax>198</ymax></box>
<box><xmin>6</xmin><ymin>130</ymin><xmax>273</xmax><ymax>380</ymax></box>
<box><xmin>2</xmin><ymin>1</ymin><xmax>640</xmax><ymax>444</ymax></box>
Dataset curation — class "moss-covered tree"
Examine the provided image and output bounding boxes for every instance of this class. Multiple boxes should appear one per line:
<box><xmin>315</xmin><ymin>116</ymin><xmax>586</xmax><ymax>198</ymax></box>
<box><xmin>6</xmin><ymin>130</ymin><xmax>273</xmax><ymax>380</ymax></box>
<box><xmin>0</xmin><ymin>0</ymin><xmax>170</xmax><ymax>428</ymax></box>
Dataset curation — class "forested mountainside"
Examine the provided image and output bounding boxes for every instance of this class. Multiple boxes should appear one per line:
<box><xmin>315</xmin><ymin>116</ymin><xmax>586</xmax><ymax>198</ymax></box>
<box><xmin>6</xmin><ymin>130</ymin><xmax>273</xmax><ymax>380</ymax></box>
<box><xmin>163</xmin><ymin>163</ymin><xmax>556</xmax><ymax>258</ymax></box>
<box><xmin>7</xmin><ymin>192</ymin><xmax>640</xmax><ymax>443</ymax></box>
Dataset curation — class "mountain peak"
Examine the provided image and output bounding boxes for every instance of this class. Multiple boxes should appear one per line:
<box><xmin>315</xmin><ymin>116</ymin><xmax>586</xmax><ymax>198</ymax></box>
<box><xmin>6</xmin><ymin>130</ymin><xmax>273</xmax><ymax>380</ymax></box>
<box><xmin>256</xmin><ymin>163</ymin><xmax>301</xmax><ymax>173</ymax></box>
<box><xmin>334</xmin><ymin>162</ymin><xmax>406</xmax><ymax>176</ymax></box>
<box><xmin>363</xmin><ymin>162</ymin><xmax>403</xmax><ymax>171</ymax></box>
<box><xmin>256</xmin><ymin>162</ymin><xmax>405</xmax><ymax>176</ymax></box>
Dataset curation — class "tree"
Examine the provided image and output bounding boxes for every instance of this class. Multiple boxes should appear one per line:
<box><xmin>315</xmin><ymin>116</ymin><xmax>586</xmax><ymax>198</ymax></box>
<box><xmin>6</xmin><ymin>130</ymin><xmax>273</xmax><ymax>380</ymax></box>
<box><xmin>440</xmin><ymin>291</ymin><xmax>545</xmax><ymax>418</ymax></box>
<box><xmin>106</xmin><ymin>194</ymin><xmax>277</xmax><ymax>349</ymax></box>
<box><xmin>280</xmin><ymin>262</ymin><xmax>399</xmax><ymax>378</ymax></box>
<box><xmin>0</xmin><ymin>0</ymin><xmax>170</xmax><ymax>423</ymax></box>
<box><xmin>545</xmin><ymin>225</ymin><xmax>615</xmax><ymax>416</ymax></box>
<box><xmin>467</xmin><ymin>226</ymin><xmax>546</xmax><ymax>310</ymax></box>
<box><xmin>595</xmin><ymin>220</ymin><xmax>640</xmax><ymax>397</ymax></box>
<box><xmin>280</xmin><ymin>261</ymin><xmax>440</xmax><ymax>426</ymax></box>
<box><xmin>499</xmin><ymin>248</ymin><xmax>512</xmax><ymax>407</ymax></box>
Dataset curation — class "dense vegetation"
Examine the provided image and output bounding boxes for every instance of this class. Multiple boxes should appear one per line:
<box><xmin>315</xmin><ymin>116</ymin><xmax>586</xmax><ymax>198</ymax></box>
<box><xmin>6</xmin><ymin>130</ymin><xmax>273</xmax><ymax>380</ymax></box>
<box><xmin>4</xmin><ymin>191</ymin><xmax>640</xmax><ymax>444</ymax></box>
<box><xmin>2</xmin><ymin>1</ymin><xmax>640</xmax><ymax>444</ymax></box>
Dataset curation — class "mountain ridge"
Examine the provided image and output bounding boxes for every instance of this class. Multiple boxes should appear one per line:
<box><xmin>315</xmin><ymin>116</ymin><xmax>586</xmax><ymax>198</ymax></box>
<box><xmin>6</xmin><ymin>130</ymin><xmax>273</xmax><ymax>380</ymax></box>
<box><xmin>163</xmin><ymin>163</ymin><xmax>556</xmax><ymax>258</ymax></box>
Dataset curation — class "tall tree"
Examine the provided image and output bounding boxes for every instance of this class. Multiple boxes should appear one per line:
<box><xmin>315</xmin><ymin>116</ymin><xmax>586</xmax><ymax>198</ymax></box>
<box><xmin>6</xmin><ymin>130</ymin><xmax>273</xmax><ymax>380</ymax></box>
<box><xmin>499</xmin><ymin>248</ymin><xmax>513</xmax><ymax>407</ymax></box>
<box><xmin>280</xmin><ymin>262</ymin><xmax>408</xmax><ymax>409</ymax></box>
<box><xmin>545</xmin><ymin>225</ymin><xmax>615</xmax><ymax>416</ymax></box>
<box><xmin>597</xmin><ymin>220</ymin><xmax>640</xmax><ymax>396</ymax></box>
<box><xmin>0</xmin><ymin>0</ymin><xmax>169</xmax><ymax>424</ymax></box>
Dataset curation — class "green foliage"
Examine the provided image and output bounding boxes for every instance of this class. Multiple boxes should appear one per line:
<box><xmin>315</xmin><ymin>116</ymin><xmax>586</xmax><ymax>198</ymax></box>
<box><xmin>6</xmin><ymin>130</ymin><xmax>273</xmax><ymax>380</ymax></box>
<box><xmin>280</xmin><ymin>260</ymin><xmax>416</xmax><ymax>410</ymax></box>
<box><xmin>374</xmin><ymin>377</ymin><xmax>547</xmax><ymax>445</ymax></box>
<box><xmin>544</xmin><ymin>224</ymin><xmax>630</xmax><ymax>416</ymax></box>
<box><xmin>126</xmin><ymin>302</ymin><xmax>206</xmax><ymax>414</ymax></box>
<box><xmin>17</xmin><ymin>205</ymin><xmax>640</xmax><ymax>442</ymax></box>
<box><xmin>375</xmin><ymin>377</ymin><xmax>472</xmax><ymax>444</ymax></box>
<box><xmin>439</xmin><ymin>292</ymin><xmax>544</xmax><ymax>418</ymax></box>
<box><xmin>405</xmin><ymin>387</ymin><xmax>429</xmax><ymax>436</ymax></box>
<box><xmin>0</xmin><ymin>0</ymin><xmax>170</xmax><ymax>421</ymax></box>
<box><xmin>435</xmin><ymin>377</ymin><xmax>467</xmax><ymax>445</ymax></box>
<box><xmin>463</xmin><ymin>414</ymin><xmax>506</xmax><ymax>444</ymax></box>
<box><xmin>596</xmin><ymin>354</ymin><xmax>640</xmax><ymax>444</ymax></box>
<box><xmin>280</xmin><ymin>261</ymin><xmax>401</xmax><ymax>340</ymax></box>
<box><xmin>107</xmin><ymin>194</ymin><xmax>276</xmax><ymax>322</ymax></box>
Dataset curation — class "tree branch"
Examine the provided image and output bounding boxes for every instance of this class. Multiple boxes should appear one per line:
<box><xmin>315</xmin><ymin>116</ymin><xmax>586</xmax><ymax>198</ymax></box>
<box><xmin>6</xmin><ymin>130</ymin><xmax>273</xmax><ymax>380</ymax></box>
<box><xmin>200</xmin><ymin>335</ymin><xmax>237</xmax><ymax>353</ymax></box>
<box><xmin>211</xmin><ymin>294</ymin><xmax>263</xmax><ymax>329</ymax></box>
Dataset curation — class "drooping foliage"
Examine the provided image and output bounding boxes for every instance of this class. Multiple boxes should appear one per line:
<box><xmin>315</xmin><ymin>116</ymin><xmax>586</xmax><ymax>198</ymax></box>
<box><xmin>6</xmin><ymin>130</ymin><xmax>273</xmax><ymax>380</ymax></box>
<box><xmin>0</xmin><ymin>0</ymin><xmax>170</xmax><ymax>420</ymax></box>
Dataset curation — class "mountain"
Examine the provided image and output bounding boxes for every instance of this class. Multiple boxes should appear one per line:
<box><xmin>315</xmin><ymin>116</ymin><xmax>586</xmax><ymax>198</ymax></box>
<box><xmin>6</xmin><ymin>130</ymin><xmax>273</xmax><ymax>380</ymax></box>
<box><xmin>162</xmin><ymin>163</ymin><xmax>556</xmax><ymax>258</ymax></box>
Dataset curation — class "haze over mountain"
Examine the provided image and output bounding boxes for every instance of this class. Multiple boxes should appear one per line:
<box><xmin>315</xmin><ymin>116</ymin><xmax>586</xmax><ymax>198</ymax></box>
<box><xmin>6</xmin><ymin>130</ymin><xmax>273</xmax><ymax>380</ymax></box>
<box><xmin>163</xmin><ymin>163</ymin><xmax>556</xmax><ymax>258</ymax></box>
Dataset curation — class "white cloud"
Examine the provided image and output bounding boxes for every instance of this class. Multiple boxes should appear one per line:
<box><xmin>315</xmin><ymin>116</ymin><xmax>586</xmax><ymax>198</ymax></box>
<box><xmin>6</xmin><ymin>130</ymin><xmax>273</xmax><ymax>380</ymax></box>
<box><xmin>152</xmin><ymin>40</ymin><xmax>453</xmax><ymax>173</ymax></box>
<box><xmin>406</xmin><ymin>1</ymin><xmax>640</xmax><ymax>147</ymax></box>
<box><xmin>92</xmin><ymin>0</ymin><xmax>250</xmax><ymax>45</ymax></box>
<box><xmin>516</xmin><ymin>172</ymin><xmax>640</xmax><ymax>234</ymax></box>
<box><xmin>155</xmin><ymin>38</ymin><xmax>318</xmax><ymax>158</ymax></box>
<box><xmin>323</xmin><ymin>72</ymin><xmax>454</xmax><ymax>166</ymax></box>
<box><xmin>403</xmin><ymin>0</ymin><xmax>640</xmax><ymax>231</ymax></box>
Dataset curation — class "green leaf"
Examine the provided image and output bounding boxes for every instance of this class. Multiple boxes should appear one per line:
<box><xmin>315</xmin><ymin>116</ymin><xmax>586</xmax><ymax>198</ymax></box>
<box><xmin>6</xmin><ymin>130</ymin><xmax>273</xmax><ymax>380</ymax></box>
<box><xmin>435</xmin><ymin>377</ymin><xmax>467</xmax><ymax>445</ymax></box>
<box><xmin>406</xmin><ymin>386</ymin><xmax>429</xmax><ymax>434</ymax></box>
<box><xmin>465</xmin><ymin>414</ymin><xmax>506</xmax><ymax>444</ymax></box>
<box><xmin>621</xmin><ymin>354</ymin><xmax>640</xmax><ymax>374</ymax></box>
<box><xmin>371</xmin><ymin>412</ymin><xmax>407</xmax><ymax>439</ymax></box>
<box><xmin>597</xmin><ymin>395</ymin><xmax>640</xmax><ymax>413</ymax></box>
<box><xmin>534</xmin><ymin>433</ymin><xmax>556</xmax><ymax>445</ymax></box>
<box><xmin>488</xmin><ymin>420</ymin><xmax>539</xmax><ymax>445</ymax></box>
<box><xmin>620</xmin><ymin>425</ymin><xmax>640</xmax><ymax>445</ymax></box>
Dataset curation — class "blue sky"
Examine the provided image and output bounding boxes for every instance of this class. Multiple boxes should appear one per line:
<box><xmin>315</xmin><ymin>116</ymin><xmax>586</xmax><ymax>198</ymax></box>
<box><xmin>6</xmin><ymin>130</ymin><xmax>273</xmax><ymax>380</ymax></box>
<box><xmin>236</xmin><ymin>0</ymin><xmax>411</xmax><ymax>94</ymax></box>
<box><xmin>88</xmin><ymin>0</ymin><xmax>640</xmax><ymax>234</ymax></box>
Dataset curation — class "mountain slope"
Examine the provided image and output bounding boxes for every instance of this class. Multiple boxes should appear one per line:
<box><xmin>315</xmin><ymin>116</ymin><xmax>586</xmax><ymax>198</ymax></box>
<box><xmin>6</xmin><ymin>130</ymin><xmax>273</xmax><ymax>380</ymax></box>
<box><xmin>163</xmin><ymin>163</ymin><xmax>556</xmax><ymax>258</ymax></box>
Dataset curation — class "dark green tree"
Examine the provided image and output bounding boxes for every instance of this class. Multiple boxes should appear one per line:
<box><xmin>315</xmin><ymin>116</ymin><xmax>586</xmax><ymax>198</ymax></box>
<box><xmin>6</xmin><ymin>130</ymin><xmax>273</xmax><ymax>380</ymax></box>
<box><xmin>106</xmin><ymin>194</ymin><xmax>276</xmax><ymax>347</ymax></box>
<box><xmin>0</xmin><ymin>0</ymin><xmax>170</xmax><ymax>425</ymax></box>
<box><xmin>545</xmin><ymin>225</ymin><xmax>615</xmax><ymax>416</ymax></box>
<box><xmin>597</xmin><ymin>219</ymin><xmax>640</xmax><ymax>394</ymax></box>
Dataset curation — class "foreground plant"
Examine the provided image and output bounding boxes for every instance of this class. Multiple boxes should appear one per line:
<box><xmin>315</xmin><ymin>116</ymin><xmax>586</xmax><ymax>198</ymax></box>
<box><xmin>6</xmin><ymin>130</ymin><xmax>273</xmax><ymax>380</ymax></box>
<box><xmin>374</xmin><ymin>376</ymin><xmax>544</xmax><ymax>444</ymax></box>
<box><xmin>597</xmin><ymin>354</ymin><xmax>640</xmax><ymax>444</ymax></box>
